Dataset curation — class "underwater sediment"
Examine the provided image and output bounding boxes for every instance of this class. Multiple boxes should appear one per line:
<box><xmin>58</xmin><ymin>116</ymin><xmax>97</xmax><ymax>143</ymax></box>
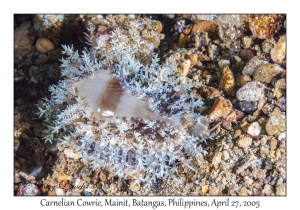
<box><xmin>14</xmin><ymin>14</ymin><xmax>286</xmax><ymax>196</ymax></box>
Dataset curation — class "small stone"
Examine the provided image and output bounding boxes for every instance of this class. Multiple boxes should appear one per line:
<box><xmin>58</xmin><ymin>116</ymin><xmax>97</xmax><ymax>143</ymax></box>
<box><xmin>179</xmin><ymin>59</ymin><xmax>191</xmax><ymax>77</ymax></box>
<box><xmin>219</xmin><ymin>66</ymin><xmax>235</xmax><ymax>96</ymax></box>
<box><xmin>261</xmin><ymin>103</ymin><xmax>274</xmax><ymax>115</ymax></box>
<box><xmin>129</xmin><ymin>182</ymin><xmax>140</xmax><ymax>192</ymax></box>
<box><xmin>240</xmin><ymin>118</ymin><xmax>250</xmax><ymax>133</ymax></box>
<box><xmin>275</xmin><ymin>149</ymin><xmax>281</xmax><ymax>158</ymax></box>
<box><xmin>198</xmin><ymin>53</ymin><xmax>211</xmax><ymax>61</ymax></box>
<box><xmin>185</xmin><ymin>54</ymin><xmax>198</xmax><ymax>68</ymax></box>
<box><xmin>21</xmin><ymin>184</ymin><xmax>41</xmax><ymax>196</ymax></box>
<box><xmin>240</xmin><ymin>49</ymin><xmax>255</xmax><ymax>61</ymax></box>
<box><xmin>207</xmin><ymin>97</ymin><xmax>233</xmax><ymax>121</ymax></box>
<box><xmin>14</xmin><ymin>21</ymin><xmax>35</xmax><ymax>65</ymax></box>
<box><xmin>236</xmin><ymin>81</ymin><xmax>265</xmax><ymax>102</ymax></box>
<box><xmin>213</xmin><ymin>39</ymin><xmax>221</xmax><ymax>45</ymax></box>
<box><xmin>248</xmin><ymin>109</ymin><xmax>260</xmax><ymax>122</ymax></box>
<box><xmin>224</xmin><ymin>110</ymin><xmax>236</xmax><ymax>122</ymax></box>
<box><xmin>183</xmin><ymin>25</ymin><xmax>192</xmax><ymax>35</ymax></box>
<box><xmin>243</xmin><ymin>36</ymin><xmax>253</xmax><ymax>48</ymax></box>
<box><xmin>199</xmin><ymin>168</ymin><xmax>206</xmax><ymax>175</ymax></box>
<box><xmin>99</xmin><ymin>171</ymin><xmax>107</xmax><ymax>182</ymax></box>
<box><xmin>277</xmin><ymin>132</ymin><xmax>286</xmax><ymax>141</ymax></box>
<box><xmin>208</xmin><ymin>43</ymin><xmax>218</xmax><ymax>60</ymax></box>
<box><xmin>253</xmin><ymin>64</ymin><xmax>283</xmax><ymax>84</ymax></box>
<box><xmin>278</xmin><ymin>97</ymin><xmax>286</xmax><ymax>111</ymax></box>
<box><xmin>212</xmin><ymin>152</ymin><xmax>222</xmax><ymax>169</ymax></box>
<box><xmin>252</xmin><ymin>188</ymin><xmax>261</xmax><ymax>196</ymax></box>
<box><xmin>85</xmin><ymin>191</ymin><xmax>92</xmax><ymax>196</ymax></box>
<box><xmin>218</xmin><ymin>59</ymin><xmax>230</xmax><ymax>69</ymax></box>
<box><xmin>209</xmin><ymin>184</ymin><xmax>220</xmax><ymax>195</ymax></box>
<box><xmin>274</xmin><ymin>78</ymin><xmax>286</xmax><ymax>90</ymax></box>
<box><xmin>275</xmin><ymin>88</ymin><xmax>282</xmax><ymax>100</ymax></box>
<box><xmin>262</xmin><ymin>39</ymin><xmax>275</xmax><ymax>53</ymax></box>
<box><xmin>236</xmin><ymin>75</ymin><xmax>251</xmax><ymax>87</ymax></box>
<box><xmin>14</xmin><ymin>176</ymin><xmax>21</xmax><ymax>184</ymax></box>
<box><xmin>163</xmin><ymin>14</ymin><xmax>175</xmax><ymax>19</ymax></box>
<box><xmin>242</xmin><ymin>56</ymin><xmax>268</xmax><ymax>76</ymax></box>
<box><xmin>201</xmin><ymin>70</ymin><xmax>210</xmax><ymax>78</ymax></box>
<box><xmin>237</xmin><ymin>136</ymin><xmax>252</xmax><ymax>148</ymax></box>
<box><xmin>102</xmin><ymin>183</ymin><xmax>109</xmax><ymax>193</ymax></box>
<box><xmin>55</xmin><ymin>188</ymin><xmax>66</xmax><ymax>196</ymax></box>
<box><xmin>257</xmin><ymin>97</ymin><xmax>267</xmax><ymax>109</ymax></box>
<box><xmin>257</xmin><ymin>117</ymin><xmax>267</xmax><ymax>127</ymax></box>
<box><xmin>252</xmin><ymin>169</ymin><xmax>266</xmax><ymax>179</ymax></box>
<box><xmin>265</xmin><ymin>108</ymin><xmax>286</xmax><ymax>135</ymax></box>
<box><xmin>29</xmin><ymin>164</ymin><xmax>46</xmax><ymax>180</ymax></box>
<box><xmin>246</xmin><ymin>178</ymin><xmax>254</xmax><ymax>186</ymax></box>
<box><xmin>48</xmin><ymin>190</ymin><xmax>57</xmax><ymax>196</ymax></box>
<box><xmin>191</xmin><ymin>20</ymin><xmax>218</xmax><ymax>35</ymax></box>
<box><xmin>15</xmin><ymin>160</ymin><xmax>21</xmax><ymax>168</ymax></box>
<box><xmin>234</xmin><ymin>55</ymin><xmax>242</xmax><ymax>63</ymax></box>
<box><xmin>189</xmin><ymin>32</ymin><xmax>210</xmax><ymax>48</ymax></box>
<box><xmin>262</xmin><ymin>184</ymin><xmax>273</xmax><ymax>195</ymax></box>
<box><xmin>233</xmin><ymin>129</ymin><xmax>242</xmax><ymax>138</ymax></box>
<box><xmin>222</xmin><ymin>151</ymin><xmax>230</xmax><ymax>160</ymax></box>
<box><xmin>150</xmin><ymin>21</ymin><xmax>163</xmax><ymax>33</ymax></box>
<box><xmin>238</xmin><ymin>187</ymin><xmax>248</xmax><ymax>196</ymax></box>
<box><xmin>36</xmin><ymin>37</ymin><xmax>55</xmax><ymax>53</ymax></box>
<box><xmin>201</xmin><ymin>86</ymin><xmax>222</xmax><ymax>99</ymax></box>
<box><xmin>271</xmin><ymin>35</ymin><xmax>286</xmax><ymax>64</ymax></box>
<box><xmin>269</xmin><ymin>150</ymin><xmax>275</xmax><ymax>159</ymax></box>
<box><xmin>276</xmin><ymin>184</ymin><xmax>286</xmax><ymax>196</ymax></box>
<box><xmin>201</xmin><ymin>185</ymin><xmax>209</xmax><ymax>195</ymax></box>
<box><xmin>248</xmin><ymin>15</ymin><xmax>279</xmax><ymax>39</ymax></box>
<box><xmin>109</xmin><ymin>183</ymin><xmax>118</xmax><ymax>194</ymax></box>
<box><xmin>178</xmin><ymin>33</ymin><xmax>188</xmax><ymax>48</ymax></box>
<box><xmin>247</xmin><ymin>122</ymin><xmax>261</xmax><ymax>137</ymax></box>
<box><xmin>234</xmin><ymin>109</ymin><xmax>244</xmax><ymax>121</ymax></box>
<box><xmin>238</xmin><ymin>101</ymin><xmax>257</xmax><ymax>114</ymax></box>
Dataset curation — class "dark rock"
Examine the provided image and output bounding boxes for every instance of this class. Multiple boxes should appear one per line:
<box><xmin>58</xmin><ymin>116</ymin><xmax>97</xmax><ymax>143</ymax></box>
<box><xmin>238</xmin><ymin>101</ymin><xmax>257</xmax><ymax>114</ymax></box>
<box><xmin>16</xmin><ymin>142</ymin><xmax>29</xmax><ymax>159</ymax></box>
<box><xmin>29</xmin><ymin>163</ymin><xmax>46</xmax><ymax>180</ymax></box>
<box><xmin>240</xmin><ymin>49</ymin><xmax>255</xmax><ymax>61</ymax></box>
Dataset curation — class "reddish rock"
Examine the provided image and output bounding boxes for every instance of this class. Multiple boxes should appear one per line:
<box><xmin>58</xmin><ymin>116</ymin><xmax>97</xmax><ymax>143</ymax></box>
<box><xmin>240</xmin><ymin>49</ymin><xmax>255</xmax><ymax>61</ymax></box>
<box><xmin>207</xmin><ymin>97</ymin><xmax>233</xmax><ymax>121</ymax></box>
<box><xmin>201</xmin><ymin>86</ymin><xmax>222</xmax><ymax>99</ymax></box>
<box><xmin>248</xmin><ymin>14</ymin><xmax>280</xmax><ymax>39</ymax></box>
<box><xmin>198</xmin><ymin>53</ymin><xmax>211</xmax><ymax>61</ymax></box>
<box><xmin>224</xmin><ymin>110</ymin><xmax>237</xmax><ymax>122</ymax></box>
<box><xmin>234</xmin><ymin>109</ymin><xmax>244</xmax><ymax>121</ymax></box>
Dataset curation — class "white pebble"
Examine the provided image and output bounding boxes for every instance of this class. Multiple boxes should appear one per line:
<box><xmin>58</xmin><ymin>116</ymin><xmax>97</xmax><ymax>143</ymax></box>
<box><xmin>247</xmin><ymin>122</ymin><xmax>261</xmax><ymax>137</ymax></box>
<box><xmin>218</xmin><ymin>59</ymin><xmax>230</xmax><ymax>69</ymax></box>
<box><xmin>278</xmin><ymin>132</ymin><xmax>286</xmax><ymax>141</ymax></box>
<box><xmin>55</xmin><ymin>188</ymin><xmax>66</xmax><ymax>196</ymax></box>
